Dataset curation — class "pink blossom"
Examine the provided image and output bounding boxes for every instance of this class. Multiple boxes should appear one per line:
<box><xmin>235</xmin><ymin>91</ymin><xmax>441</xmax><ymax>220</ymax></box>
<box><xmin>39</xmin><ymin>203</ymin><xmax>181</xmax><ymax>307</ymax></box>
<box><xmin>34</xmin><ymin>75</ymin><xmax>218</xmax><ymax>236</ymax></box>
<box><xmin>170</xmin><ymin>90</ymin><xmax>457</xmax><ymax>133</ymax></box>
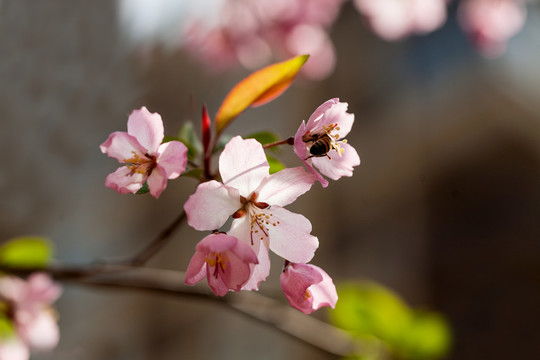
<box><xmin>185</xmin><ymin>233</ymin><xmax>259</xmax><ymax>296</ymax></box>
<box><xmin>100</xmin><ymin>106</ymin><xmax>188</xmax><ymax>198</ymax></box>
<box><xmin>294</xmin><ymin>99</ymin><xmax>360</xmax><ymax>188</ymax></box>
<box><xmin>458</xmin><ymin>0</ymin><xmax>527</xmax><ymax>57</ymax></box>
<box><xmin>0</xmin><ymin>273</ymin><xmax>62</xmax><ymax>359</ymax></box>
<box><xmin>280</xmin><ymin>263</ymin><xmax>338</xmax><ymax>314</ymax></box>
<box><xmin>182</xmin><ymin>0</ymin><xmax>345</xmax><ymax>79</ymax></box>
<box><xmin>184</xmin><ymin>136</ymin><xmax>318</xmax><ymax>289</ymax></box>
<box><xmin>354</xmin><ymin>0</ymin><xmax>448</xmax><ymax>41</ymax></box>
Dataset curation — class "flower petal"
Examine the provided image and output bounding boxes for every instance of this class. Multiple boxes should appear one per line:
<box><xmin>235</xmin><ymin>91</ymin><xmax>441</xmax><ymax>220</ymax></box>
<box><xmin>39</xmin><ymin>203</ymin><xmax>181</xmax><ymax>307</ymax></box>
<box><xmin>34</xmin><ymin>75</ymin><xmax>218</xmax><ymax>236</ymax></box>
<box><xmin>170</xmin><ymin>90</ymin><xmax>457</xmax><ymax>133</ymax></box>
<box><xmin>147</xmin><ymin>166</ymin><xmax>168</xmax><ymax>198</ymax></box>
<box><xmin>184</xmin><ymin>181</ymin><xmax>241</xmax><ymax>231</ymax></box>
<box><xmin>256</xmin><ymin>167</ymin><xmax>316</xmax><ymax>207</ymax></box>
<box><xmin>280</xmin><ymin>263</ymin><xmax>337</xmax><ymax>314</ymax></box>
<box><xmin>105</xmin><ymin>166</ymin><xmax>146</xmax><ymax>194</ymax></box>
<box><xmin>157</xmin><ymin>141</ymin><xmax>188</xmax><ymax>179</ymax></box>
<box><xmin>309</xmin><ymin>266</ymin><xmax>338</xmax><ymax>310</ymax></box>
<box><xmin>229</xmin><ymin>217</ymin><xmax>270</xmax><ymax>290</ymax></box>
<box><xmin>127</xmin><ymin>107</ymin><xmax>164</xmax><ymax>153</ymax></box>
<box><xmin>0</xmin><ymin>338</ymin><xmax>29</xmax><ymax>360</ymax></box>
<box><xmin>219</xmin><ymin>136</ymin><xmax>269</xmax><ymax>196</ymax></box>
<box><xmin>25</xmin><ymin>273</ymin><xmax>62</xmax><ymax>305</ymax></box>
<box><xmin>266</xmin><ymin>206</ymin><xmax>318</xmax><ymax>263</ymax></box>
<box><xmin>294</xmin><ymin>120</ymin><xmax>329</xmax><ymax>188</ymax></box>
<box><xmin>305</xmin><ymin>98</ymin><xmax>339</xmax><ymax>132</ymax></box>
<box><xmin>100</xmin><ymin>132</ymin><xmax>147</xmax><ymax>162</ymax></box>
<box><xmin>311</xmin><ymin>143</ymin><xmax>360</xmax><ymax>180</ymax></box>
<box><xmin>185</xmin><ymin>251</ymin><xmax>207</xmax><ymax>285</ymax></box>
<box><xmin>23</xmin><ymin>312</ymin><xmax>59</xmax><ymax>350</ymax></box>
<box><xmin>321</xmin><ymin>101</ymin><xmax>354</xmax><ymax>139</ymax></box>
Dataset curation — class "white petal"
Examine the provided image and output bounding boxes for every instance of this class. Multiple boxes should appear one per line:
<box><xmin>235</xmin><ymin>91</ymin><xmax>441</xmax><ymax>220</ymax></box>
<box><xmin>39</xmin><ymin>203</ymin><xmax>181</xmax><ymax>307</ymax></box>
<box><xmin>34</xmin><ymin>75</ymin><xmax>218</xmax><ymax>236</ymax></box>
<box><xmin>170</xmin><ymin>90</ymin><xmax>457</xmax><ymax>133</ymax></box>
<box><xmin>219</xmin><ymin>136</ymin><xmax>269</xmax><ymax>197</ymax></box>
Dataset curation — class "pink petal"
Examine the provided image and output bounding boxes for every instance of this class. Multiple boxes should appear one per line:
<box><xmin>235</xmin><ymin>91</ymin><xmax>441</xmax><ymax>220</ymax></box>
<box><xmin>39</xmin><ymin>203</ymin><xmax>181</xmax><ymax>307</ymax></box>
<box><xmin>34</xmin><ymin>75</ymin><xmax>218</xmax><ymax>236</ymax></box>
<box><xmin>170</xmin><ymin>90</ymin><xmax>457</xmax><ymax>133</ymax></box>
<box><xmin>25</xmin><ymin>273</ymin><xmax>61</xmax><ymax>305</ymax></box>
<box><xmin>293</xmin><ymin>122</ymin><xmax>329</xmax><ymax>188</ymax></box>
<box><xmin>219</xmin><ymin>136</ymin><xmax>269</xmax><ymax>197</ymax></box>
<box><xmin>265</xmin><ymin>206</ymin><xmax>318</xmax><ymax>263</ymax></box>
<box><xmin>255</xmin><ymin>167</ymin><xmax>316</xmax><ymax>207</ymax></box>
<box><xmin>189</xmin><ymin>234</ymin><xmax>258</xmax><ymax>296</ymax></box>
<box><xmin>309</xmin><ymin>266</ymin><xmax>338</xmax><ymax>310</ymax></box>
<box><xmin>241</xmin><ymin>242</ymin><xmax>270</xmax><ymax>291</ymax></box>
<box><xmin>185</xmin><ymin>251</ymin><xmax>207</xmax><ymax>286</ymax></box>
<box><xmin>228</xmin><ymin>217</ymin><xmax>271</xmax><ymax>290</ymax></box>
<box><xmin>305</xmin><ymin>98</ymin><xmax>339</xmax><ymax>132</ymax></box>
<box><xmin>100</xmin><ymin>132</ymin><xmax>147</xmax><ymax>162</ymax></box>
<box><xmin>147</xmin><ymin>166</ymin><xmax>168</xmax><ymax>198</ymax></box>
<box><xmin>218</xmin><ymin>244</ymin><xmax>257</xmax><ymax>292</ymax></box>
<box><xmin>311</xmin><ymin>143</ymin><xmax>360</xmax><ymax>180</ymax></box>
<box><xmin>0</xmin><ymin>338</ymin><xmax>29</xmax><ymax>360</ymax></box>
<box><xmin>157</xmin><ymin>141</ymin><xmax>188</xmax><ymax>179</ymax></box>
<box><xmin>105</xmin><ymin>166</ymin><xmax>146</xmax><ymax>194</ymax></box>
<box><xmin>23</xmin><ymin>312</ymin><xmax>59</xmax><ymax>350</ymax></box>
<box><xmin>127</xmin><ymin>107</ymin><xmax>164</xmax><ymax>154</ymax></box>
<box><xmin>280</xmin><ymin>263</ymin><xmax>337</xmax><ymax>314</ymax></box>
<box><xmin>184</xmin><ymin>181</ymin><xmax>242</xmax><ymax>231</ymax></box>
<box><xmin>206</xmin><ymin>266</ymin><xmax>230</xmax><ymax>296</ymax></box>
<box><xmin>321</xmin><ymin>101</ymin><xmax>354</xmax><ymax>139</ymax></box>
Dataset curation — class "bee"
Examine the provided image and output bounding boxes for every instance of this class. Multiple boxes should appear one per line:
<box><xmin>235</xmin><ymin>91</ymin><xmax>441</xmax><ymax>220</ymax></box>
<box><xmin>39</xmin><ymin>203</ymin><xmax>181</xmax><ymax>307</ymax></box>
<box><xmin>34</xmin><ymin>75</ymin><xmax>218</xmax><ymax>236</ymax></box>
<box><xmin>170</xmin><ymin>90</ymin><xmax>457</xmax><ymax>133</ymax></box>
<box><xmin>304</xmin><ymin>132</ymin><xmax>335</xmax><ymax>159</ymax></box>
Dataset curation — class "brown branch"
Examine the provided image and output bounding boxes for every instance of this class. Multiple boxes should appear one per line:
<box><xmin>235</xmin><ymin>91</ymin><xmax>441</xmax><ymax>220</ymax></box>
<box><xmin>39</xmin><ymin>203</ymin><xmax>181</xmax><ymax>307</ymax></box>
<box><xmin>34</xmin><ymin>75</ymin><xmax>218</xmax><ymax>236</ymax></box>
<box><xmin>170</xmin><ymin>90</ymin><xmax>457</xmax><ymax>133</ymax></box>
<box><xmin>262</xmin><ymin>137</ymin><xmax>295</xmax><ymax>149</ymax></box>
<box><xmin>0</xmin><ymin>264</ymin><xmax>374</xmax><ymax>357</ymax></box>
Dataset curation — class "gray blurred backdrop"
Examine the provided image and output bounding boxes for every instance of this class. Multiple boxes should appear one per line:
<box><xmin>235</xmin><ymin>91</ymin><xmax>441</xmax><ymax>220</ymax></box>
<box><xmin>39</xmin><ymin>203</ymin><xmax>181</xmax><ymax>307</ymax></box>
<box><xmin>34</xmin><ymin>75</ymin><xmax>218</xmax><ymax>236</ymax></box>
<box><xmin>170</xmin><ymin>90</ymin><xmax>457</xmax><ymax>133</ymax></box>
<box><xmin>1</xmin><ymin>1</ymin><xmax>540</xmax><ymax>359</ymax></box>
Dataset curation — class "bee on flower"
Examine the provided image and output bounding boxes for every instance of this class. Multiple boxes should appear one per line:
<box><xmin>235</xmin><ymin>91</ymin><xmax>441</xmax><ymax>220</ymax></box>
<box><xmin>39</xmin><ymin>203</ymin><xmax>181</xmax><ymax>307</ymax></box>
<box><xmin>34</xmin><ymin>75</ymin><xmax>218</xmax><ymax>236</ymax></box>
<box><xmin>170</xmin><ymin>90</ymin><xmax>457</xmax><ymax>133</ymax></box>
<box><xmin>294</xmin><ymin>98</ymin><xmax>360</xmax><ymax>188</ymax></box>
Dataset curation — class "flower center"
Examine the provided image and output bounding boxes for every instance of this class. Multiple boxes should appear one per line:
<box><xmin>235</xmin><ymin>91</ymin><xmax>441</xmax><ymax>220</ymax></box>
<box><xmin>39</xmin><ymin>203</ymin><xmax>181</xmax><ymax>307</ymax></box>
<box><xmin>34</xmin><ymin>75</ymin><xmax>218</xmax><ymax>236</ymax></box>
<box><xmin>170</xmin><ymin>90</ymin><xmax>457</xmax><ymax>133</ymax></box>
<box><xmin>206</xmin><ymin>252</ymin><xmax>228</xmax><ymax>278</ymax></box>
<box><xmin>232</xmin><ymin>193</ymin><xmax>279</xmax><ymax>245</ymax></box>
<box><xmin>123</xmin><ymin>151</ymin><xmax>157</xmax><ymax>175</ymax></box>
<box><xmin>302</xmin><ymin>123</ymin><xmax>347</xmax><ymax>159</ymax></box>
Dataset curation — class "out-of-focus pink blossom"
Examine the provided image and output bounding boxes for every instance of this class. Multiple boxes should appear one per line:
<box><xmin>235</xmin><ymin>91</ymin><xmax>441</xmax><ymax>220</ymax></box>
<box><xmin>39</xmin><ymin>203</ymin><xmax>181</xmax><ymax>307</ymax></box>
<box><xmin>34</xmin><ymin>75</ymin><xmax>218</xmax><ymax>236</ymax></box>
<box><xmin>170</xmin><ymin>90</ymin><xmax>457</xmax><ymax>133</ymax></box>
<box><xmin>458</xmin><ymin>0</ymin><xmax>527</xmax><ymax>57</ymax></box>
<box><xmin>182</xmin><ymin>0</ymin><xmax>345</xmax><ymax>79</ymax></box>
<box><xmin>294</xmin><ymin>98</ymin><xmax>360</xmax><ymax>188</ymax></box>
<box><xmin>184</xmin><ymin>136</ymin><xmax>318</xmax><ymax>289</ymax></box>
<box><xmin>100</xmin><ymin>106</ymin><xmax>188</xmax><ymax>198</ymax></box>
<box><xmin>185</xmin><ymin>233</ymin><xmax>259</xmax><ymax>296</ymax></box>
<box><xmin>354</xmin><ymin>0</ymin><xmax>448</xmax><ymax>40</ymax></box>
<box><xmin>280</xmin><ymin>262</ymin><xmax>338</xmax><ymax>314</ymax></box>
<box><xmin>0</xmin><ymin>273</ymin><xmax>62</xmax><ymax>359</ymax></box>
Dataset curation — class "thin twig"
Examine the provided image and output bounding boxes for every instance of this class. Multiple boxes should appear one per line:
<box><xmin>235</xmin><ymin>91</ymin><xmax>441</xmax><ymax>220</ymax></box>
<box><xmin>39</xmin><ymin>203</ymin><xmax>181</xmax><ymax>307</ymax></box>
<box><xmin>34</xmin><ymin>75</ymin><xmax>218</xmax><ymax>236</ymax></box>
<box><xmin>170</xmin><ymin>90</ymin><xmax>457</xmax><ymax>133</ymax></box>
<box><xmin>262</xmin><ymin>137</ymin><xmax>295</xmax><ymax>149</ymax></box>
<box><xmin>125</xmin><ymin>211</ymin><xmax>187</xmax><ymax>266</ymax></box>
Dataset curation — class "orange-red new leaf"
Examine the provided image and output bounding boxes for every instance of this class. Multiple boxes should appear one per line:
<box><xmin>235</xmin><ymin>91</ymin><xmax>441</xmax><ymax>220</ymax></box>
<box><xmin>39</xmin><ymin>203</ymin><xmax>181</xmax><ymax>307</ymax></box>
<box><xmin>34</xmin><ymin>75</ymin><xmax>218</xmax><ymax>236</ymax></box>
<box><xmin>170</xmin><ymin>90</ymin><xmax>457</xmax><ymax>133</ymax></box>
<box><xmin>215</xmin><ymin>55</ymin><xmax>309</xmax><ymax>135</ymax></box>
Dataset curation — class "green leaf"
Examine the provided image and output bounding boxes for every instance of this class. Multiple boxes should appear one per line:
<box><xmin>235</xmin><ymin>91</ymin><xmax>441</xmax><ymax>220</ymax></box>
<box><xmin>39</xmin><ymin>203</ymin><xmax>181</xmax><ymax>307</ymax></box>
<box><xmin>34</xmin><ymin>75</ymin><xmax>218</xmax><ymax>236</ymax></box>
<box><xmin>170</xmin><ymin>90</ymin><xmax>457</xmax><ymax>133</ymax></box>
<box><xmin>215</xmin><ymin>55</ymin><xmax>309</xmax><ymax>135</ymax></box>
<box><xmin>181</xmin><ymin>168</ymin><xmax>204</xmax><ymax>180</ymax></box>
<box><xmin>331</xmin><ymin>282</ymin><xmax>452</xmax><ymax>360</ymax></box>
<box><xmin>0</xmin><ymin>314</ymin><xmax>14</xmax><ymax>340</ymax></box>
<box><xmin>330</xmin><ymin>282</ymin><xmax>411</xmax><ymax>345</ymax></box>
<box><xmin>245</xmin><ymin>131</ymin><xmax>281</xmax><ymax>153</ymax></box>
<box><xmin>0</xmin><ymin>236</ymin><xmax>52</xmax><ymax>268</ymax></box>
<box><xmin>396</xmin><ymin>311</ymin><xmax>452</xmax><ymax>360</ymax></box>
<box><xmin>214</xmin><ymin>133</ymin><xmax>234</xmax><ymax>155</ymax></box>
<box><xmin>136</xmin><ymin>182</ymin><xmax>149</xmax><ymax>194</ymax></box>
<box><xmin>177</xmin><ymin>122</ymin><xmax>203</xmax><ymax>161</ymax></box>
<box><xmin>266</xmin><ymin>154</ymin><xmax>285</xmax><ymax>174</ymax></box>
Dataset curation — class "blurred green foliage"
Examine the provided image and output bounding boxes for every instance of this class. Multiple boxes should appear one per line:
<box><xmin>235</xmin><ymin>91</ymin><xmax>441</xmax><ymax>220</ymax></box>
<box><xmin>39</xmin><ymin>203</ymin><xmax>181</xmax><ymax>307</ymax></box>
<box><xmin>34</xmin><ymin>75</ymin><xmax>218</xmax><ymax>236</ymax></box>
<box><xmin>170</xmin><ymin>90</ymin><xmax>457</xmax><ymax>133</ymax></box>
<box><xmin>331</xmin><ymin>282</ymin><xmax>451</xmax><ymax>360</ymax></box>
<box><xmin>0</xmin><ymin>236</ymin><xmax>52</xmax><ymax>268</ymax></box>
<box><xmin>0</xmin><ymin>313</ymin><xmax>14</xmax><ymax>340</ymax></box>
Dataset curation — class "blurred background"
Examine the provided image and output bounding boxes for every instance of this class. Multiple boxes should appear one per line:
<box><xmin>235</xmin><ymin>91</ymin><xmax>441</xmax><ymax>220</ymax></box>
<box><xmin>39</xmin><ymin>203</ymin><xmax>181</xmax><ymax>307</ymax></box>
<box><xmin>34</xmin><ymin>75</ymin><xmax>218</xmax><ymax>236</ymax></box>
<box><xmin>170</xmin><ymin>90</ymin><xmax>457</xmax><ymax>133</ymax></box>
<box><xmin>1</xmin><ymin>0</ymin><xmax>540</xmax><ymax>359</ymax></box>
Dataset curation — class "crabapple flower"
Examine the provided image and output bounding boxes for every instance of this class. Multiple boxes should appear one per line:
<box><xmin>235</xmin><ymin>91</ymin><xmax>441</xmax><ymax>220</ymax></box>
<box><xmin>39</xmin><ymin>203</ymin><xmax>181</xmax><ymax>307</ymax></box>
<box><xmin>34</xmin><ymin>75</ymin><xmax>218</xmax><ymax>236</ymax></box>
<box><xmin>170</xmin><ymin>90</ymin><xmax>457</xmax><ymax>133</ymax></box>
<box><xmin>280</xmin><ymin>262</ymin><xmax>338</xmax><ymax>314</ymax></box>
<box><xmin>0</xmin><ymin>273</ymin><xmax>62</xmax><ymax>359</ymax></box>
<box><xmin>294</xmin><ymin>98</ymin><xmax>360</xmax><ymax>188</ymax></box>
<box><xmin>182</xmin><ymin>0</ymin><xmax>345</xmax><ymax>79</ymax></box>
<box><xmin>185</xmin><ymin>233</ymin><xmax>259</xmax><ymax>296</ymax></box>
<box><xmin>184</xmin><ymin>136</ymin><xmax>318</xmax><ymax>289</ymax></box>
<box><xmin>458</xmin><ymin>0</ymin><xmax>527</xmax><ymax>57</ymax></box>
<box><xmin>100</xmin><ymin>106</ymin><xmax>188</xmax><ymax>198</ymax></box>
<box><xmin>354</xmin><ymin>0</ymin><xmax>448</xmax><ymax>41</ymax></box>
